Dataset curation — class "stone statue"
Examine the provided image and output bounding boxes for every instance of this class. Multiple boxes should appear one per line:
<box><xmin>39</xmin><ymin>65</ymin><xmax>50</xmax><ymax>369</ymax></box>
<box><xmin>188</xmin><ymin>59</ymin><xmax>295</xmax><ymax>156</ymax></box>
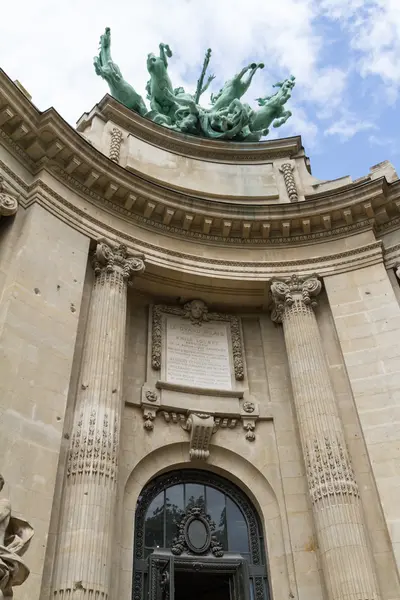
<box><xmin>0</xmin><ymin>475</ymin><xmax>33</xmax><ymax>598</ymax></box>
<box><xmin>93</xmin><ymin>27</ymin><xmax>295</xmax><ymax>142</ymax></box>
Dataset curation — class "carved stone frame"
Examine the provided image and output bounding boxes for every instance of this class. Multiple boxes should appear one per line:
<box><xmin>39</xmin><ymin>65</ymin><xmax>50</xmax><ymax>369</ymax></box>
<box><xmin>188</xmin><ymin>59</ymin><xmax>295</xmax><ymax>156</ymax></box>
<box><xmin>150</xmin><ymin>302</ymin><xmax>245</xmax><ymax>383</ymax></box>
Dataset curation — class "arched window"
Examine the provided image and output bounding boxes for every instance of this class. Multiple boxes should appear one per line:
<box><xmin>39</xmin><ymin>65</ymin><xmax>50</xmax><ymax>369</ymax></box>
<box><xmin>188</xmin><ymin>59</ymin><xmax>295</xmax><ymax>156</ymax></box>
<box><xmin>133</xmin><ymin>470</ymin><xmax>270</xmax><ymax>600</ymax></box>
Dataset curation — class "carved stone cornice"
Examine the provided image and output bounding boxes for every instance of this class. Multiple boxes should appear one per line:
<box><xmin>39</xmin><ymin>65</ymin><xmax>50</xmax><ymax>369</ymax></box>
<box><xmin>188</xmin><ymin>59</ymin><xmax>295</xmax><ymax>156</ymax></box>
<box><xmin>0</xmin><ymin>165</ymin><xmax>385</xmax><ymax>285</ymax></box>
<box><xmin>1</xmin><ymin>70</ymin><xmax>400</xmax><ymax>247</ymax></box>
<box><xmin>270</xmin><ymin>274</ymin><xmax>322</xmax><ymax>323</ymax></box>
<box><xmin>0</xmin><ymin>176</ymin><xmax>18</xmax><ymax>216</ymax></box>
<box><xmin>93</xmin><ymin>239</ymin><xmax>145</xmax><ymax>285</ymax></box>
<box><xmin>77</xmin><ymin>94</ymin><xmax>303</xmax><ymax>164</ymax></box>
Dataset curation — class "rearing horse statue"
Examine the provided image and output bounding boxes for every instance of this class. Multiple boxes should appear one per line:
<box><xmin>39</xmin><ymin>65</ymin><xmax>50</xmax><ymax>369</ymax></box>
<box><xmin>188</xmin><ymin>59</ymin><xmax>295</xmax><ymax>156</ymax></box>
<box><xmin>210</xmin><ymin>63</ymin><xmax>264</xmax><ymax>112</ymax></box>
<box><xmin>93</xmin><ymin>28</ymin><xmax>147</xmax><ymax>116</ymax></box>
<box><xmin>249</xmin><ymin>75</ymin><xmax>296</xmax><ymax>135</ymax></box>
<box><xmin>146</xmin><ymin>43</ymin><xmax>177</xmax><ymax>122</ymax></box>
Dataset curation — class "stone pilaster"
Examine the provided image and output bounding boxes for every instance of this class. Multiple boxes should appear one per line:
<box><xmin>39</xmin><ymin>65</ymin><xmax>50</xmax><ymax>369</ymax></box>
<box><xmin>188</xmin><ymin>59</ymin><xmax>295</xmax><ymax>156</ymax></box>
<box><xmin>270</xmin><ymin>274</ymin><xmax>380</xmax><ymax>600</ymax></box>
<box><xmin>51</xmin><ymin>240</ymin><xmax>145</xmax><ymax>599</ymax></box>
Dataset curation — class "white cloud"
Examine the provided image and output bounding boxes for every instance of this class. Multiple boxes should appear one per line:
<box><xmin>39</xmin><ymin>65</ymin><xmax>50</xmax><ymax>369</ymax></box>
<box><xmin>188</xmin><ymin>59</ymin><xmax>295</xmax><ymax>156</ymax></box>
<box><xmin>318</xmin><ymin>0</ymin><xmax>400</xmax><ymax>87</ymax></box>
<box><xmin>324</xmin><ymin>115</ymin><xmax>376</xmax><ymax>140</ymax></box>
<box><xmin>0</xmin><ymin>0</ymin><xmax>342</xmax><ymax>124</ymax></box>
<box><xmin>0</xmin><ymin>0</ymin><xmax>397</xmax><ymax>160</ymax></box>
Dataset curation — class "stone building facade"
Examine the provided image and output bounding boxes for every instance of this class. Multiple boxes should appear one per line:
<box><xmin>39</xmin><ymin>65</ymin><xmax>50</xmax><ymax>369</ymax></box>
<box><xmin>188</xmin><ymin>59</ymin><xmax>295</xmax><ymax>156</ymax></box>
<box><xmin>1</xmin><ymin>68</ymin><xmax>400</xmax><ymax>600</ymax></box>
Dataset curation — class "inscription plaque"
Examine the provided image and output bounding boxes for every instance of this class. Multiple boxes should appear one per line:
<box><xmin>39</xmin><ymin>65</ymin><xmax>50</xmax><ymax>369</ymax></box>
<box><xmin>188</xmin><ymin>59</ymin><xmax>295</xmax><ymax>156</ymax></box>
<box><xmin>165</xmin><ymin>316</ymin><xmax>232</xmax><ymax>390</ymax></box>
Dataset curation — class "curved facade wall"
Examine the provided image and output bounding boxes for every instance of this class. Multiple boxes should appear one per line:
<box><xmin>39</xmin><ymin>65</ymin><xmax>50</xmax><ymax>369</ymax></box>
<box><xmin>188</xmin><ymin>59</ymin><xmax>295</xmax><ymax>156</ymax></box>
<box><xmin>0</xmin><ymin>69</ymin><xmax>400</xmax><ymax>600</ymax></box>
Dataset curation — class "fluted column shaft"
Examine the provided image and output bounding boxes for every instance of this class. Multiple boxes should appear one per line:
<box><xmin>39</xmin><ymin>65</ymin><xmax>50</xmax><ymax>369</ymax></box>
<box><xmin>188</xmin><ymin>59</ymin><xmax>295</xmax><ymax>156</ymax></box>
<box><xmin>270</xmin><ymin>275</ymin><xmax>380</xmax><ymax>600</ymax></box>
<box><xmin>52</xmin><ymin>241</ymin><xmax>145</xmax><ymax>599</ymax></box>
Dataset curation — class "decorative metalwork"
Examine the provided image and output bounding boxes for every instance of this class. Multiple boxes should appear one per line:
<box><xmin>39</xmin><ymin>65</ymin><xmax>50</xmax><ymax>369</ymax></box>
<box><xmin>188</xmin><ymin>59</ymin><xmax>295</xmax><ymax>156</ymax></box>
<box><xmin>171</xmin><ymin>506</ymin><xmax>224</xmax><ymax>557</ymax></box>
<box><xmin>132</xmin><ymin>469</ymin><xmax>269</xmax><ymax>600</ymax></box>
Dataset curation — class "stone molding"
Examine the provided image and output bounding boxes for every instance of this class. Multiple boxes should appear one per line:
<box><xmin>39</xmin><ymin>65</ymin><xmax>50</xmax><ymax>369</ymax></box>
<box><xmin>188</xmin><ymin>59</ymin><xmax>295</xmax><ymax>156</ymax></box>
<box><xmin>161</xmin><ymin>409</ymin><xmax>257</xmax><ymax>449</ymax></box>
<box><xmin>0</xmin><ymin>163</ymin><xmax>385</xmax><ymax>282</ymax></box>
<box><xmin>151</xmin><ymin>300</ymin><xmax>245</xmax><ymax>381</ymax></box>
<box><xmin>0</xmin><ymin>175</ymin><xmax>18</xmax><ymax>216</ymax></box>
<box><xmin>1</xmin><ymin>68</ymin><xmax>399</xmax><ymax>245</ymax></box>
<box><xmin>78</xmin><ymin>94</ymin><xmax>303</xmax><ymax>164</ymax></box>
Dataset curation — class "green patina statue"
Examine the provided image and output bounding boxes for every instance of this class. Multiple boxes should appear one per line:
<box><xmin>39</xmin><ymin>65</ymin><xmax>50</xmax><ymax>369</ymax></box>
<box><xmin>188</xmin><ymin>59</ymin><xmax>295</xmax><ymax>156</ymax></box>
<box><xmin>93</xmin><ymin>28</ymin><xmax>295</xmax><ymax>142</ymax></box>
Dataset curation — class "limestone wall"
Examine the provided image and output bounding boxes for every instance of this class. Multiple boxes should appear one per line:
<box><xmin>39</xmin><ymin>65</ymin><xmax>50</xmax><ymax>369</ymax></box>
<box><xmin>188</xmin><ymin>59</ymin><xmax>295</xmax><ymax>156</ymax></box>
<box><xmin>0</xmin><ymin>203</ymin><xmax>89</xmax><ymax>599</ymax></box>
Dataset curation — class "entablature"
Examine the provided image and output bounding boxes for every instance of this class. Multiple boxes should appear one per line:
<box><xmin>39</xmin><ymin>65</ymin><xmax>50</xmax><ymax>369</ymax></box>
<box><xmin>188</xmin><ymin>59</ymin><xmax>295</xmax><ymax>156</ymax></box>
<box><xmin>1</xmin><ymin>69</ymin><xmax>400</xmax><ymax>252</ymax></box>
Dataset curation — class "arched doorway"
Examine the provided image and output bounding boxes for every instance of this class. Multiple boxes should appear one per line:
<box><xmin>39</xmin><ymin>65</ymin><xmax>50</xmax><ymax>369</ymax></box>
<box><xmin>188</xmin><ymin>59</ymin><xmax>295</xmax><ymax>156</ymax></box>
<box><xmin>133</xmin><ymin>469</ymin><xmax>270</xmax><ymax>600</ymax></box>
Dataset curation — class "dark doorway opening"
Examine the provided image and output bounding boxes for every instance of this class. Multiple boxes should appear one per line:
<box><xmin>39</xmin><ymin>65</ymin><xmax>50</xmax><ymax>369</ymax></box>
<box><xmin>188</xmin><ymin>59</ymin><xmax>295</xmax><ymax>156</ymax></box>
<box><xmin>175</xmin><ymin>570</ymin><xmax>231</xmax><ymax>600</ymax></box>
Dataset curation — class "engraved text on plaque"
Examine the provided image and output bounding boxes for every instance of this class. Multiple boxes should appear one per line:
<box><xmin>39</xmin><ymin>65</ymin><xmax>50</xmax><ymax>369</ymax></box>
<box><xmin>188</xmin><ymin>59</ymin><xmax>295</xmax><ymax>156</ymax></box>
<box><xmin>165</xmin><ymin>316</ymin><xmax>232</xmax><ymax>390</ymax></box>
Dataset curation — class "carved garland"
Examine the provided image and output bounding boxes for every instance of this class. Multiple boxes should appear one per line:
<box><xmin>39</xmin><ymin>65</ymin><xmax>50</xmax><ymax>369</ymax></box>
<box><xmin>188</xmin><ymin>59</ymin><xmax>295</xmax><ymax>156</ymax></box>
<box><xmin>109</xmin><ymin>127</ymin><xmax>123</xmax><ymax>163</ymax></box>
<box><xmin>151</xmin><ymin>301</ymin><xmax>244</xmax><ymax>381</ymax></box>
<box><xmin>279</xmin><ymin>163</ymin><xmax>298</xmax><ymax>202</ymax></box>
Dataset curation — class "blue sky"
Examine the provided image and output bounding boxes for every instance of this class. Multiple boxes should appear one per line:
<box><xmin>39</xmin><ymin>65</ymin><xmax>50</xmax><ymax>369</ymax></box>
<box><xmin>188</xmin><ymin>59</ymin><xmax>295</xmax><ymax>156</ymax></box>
<box><xmin>1</xmin><ymin>0</ymin><xmax>399</xmax><ymax>182</ymax></box>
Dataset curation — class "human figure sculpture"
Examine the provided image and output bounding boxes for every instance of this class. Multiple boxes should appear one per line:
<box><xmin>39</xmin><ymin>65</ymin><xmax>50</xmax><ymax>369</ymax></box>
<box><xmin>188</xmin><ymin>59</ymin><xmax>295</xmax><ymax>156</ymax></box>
<box><xmin>0</xmin><ymin>475</ymin><xmax>33</xmax><ymax>598</ymax></box>
<box><xmin>93</xmin><ymin>27</ymin><xmax>295</xmax><ymax>141</ymax></box>
<box><xmin>183</xmin><ymin>300</ymin><xmax>208</xmax><ymax>324</ymax></box>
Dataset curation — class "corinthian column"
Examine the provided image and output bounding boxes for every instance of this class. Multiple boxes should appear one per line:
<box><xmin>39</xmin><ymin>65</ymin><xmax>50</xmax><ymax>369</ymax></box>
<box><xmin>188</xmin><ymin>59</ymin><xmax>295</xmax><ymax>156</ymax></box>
<box><xmin>270</xmin><ymin>275</ymin><xmax>380</xmax><ymax>600</ymax></box>
<box><xmin>52</xmin><ymin>240</ymin><xmax>145</xmax><ymax>599</ymax></box>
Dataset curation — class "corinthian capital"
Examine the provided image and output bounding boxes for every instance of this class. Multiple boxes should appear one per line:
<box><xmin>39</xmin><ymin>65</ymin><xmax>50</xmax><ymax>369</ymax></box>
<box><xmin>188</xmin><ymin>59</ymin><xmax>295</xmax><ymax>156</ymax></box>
<box><xmin>270</xmin><ymin>274</ymin><xmax>321</xmax><ymax>322</ymax></box>
<box><xmin>93</xmin><ymin>239</ymin><xmax>145</xmax><ymax>281</ymax></box>
<box><xmin>0</xmin><ymin>177</ymin><xmax>18</xmax><ymax>217</ymax></box>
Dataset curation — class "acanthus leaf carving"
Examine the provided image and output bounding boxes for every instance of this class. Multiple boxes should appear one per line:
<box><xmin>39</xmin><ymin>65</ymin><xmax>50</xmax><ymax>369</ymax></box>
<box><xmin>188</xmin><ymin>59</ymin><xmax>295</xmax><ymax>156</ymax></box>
<box><xmin>0</xmin><ymin>176</ymin><xmax>18</xmax><ymax>216</ymax></box>
<box><xmin>270</xmin><ymin>273</ymin><xmax>322</xmax><ymax>323</ymax></box>
<box><xmin>93</xmin><ymin>239</ymin><xmax>145</xmax><ymax>289</ymax></box>
<box><xmin>182</xmin><ymin>413</ymin><xmax>215</xmax><ymax>461</ymax></box>
<box><xmin>305</xmin><ymin>436</ymin><xmax>359</xmax><ymax>504</ymax></box>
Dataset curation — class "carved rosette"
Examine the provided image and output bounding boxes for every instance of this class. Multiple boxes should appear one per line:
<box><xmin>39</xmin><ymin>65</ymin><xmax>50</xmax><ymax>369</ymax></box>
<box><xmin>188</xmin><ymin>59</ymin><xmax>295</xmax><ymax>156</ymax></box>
<box><xmin>109</xmin><ymin>127</ymin><xmax>123</xmax><ymax>163</ymax></box>
<box><xmin>0</xmin><ymin>176</ymin><xmax>18</xmax><ymax>216</ymax></box>
<box><xmin>93</xmin><ymin>240</ymin><xmax>145</xmax><ymax>289</ymax></box>
<box><xmin>279</xmin><ymin>162</ymin><xmax>298</xmax><ymax>202</ymax></box>
<box><xmin>270</xmin><ymin>274</ymin><xmax>321</xmax><ymax>323</ymax></box>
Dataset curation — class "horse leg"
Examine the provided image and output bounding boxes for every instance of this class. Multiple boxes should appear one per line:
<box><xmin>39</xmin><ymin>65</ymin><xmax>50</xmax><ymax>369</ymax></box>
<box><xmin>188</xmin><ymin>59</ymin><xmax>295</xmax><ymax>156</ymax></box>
<box><xmin>242</xmin><ymin>63</ymin><xmax>264</xmax><ymax>89</ymax></box>
<box><xmin>273</xmin><ymin>111</ymin><xmax>292</xmax><ymax>128</ymax></box>
<box><xmin>159</xmin><ymin>43</ymin><xmax>172</xmax><ymax>67</ymax></box>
